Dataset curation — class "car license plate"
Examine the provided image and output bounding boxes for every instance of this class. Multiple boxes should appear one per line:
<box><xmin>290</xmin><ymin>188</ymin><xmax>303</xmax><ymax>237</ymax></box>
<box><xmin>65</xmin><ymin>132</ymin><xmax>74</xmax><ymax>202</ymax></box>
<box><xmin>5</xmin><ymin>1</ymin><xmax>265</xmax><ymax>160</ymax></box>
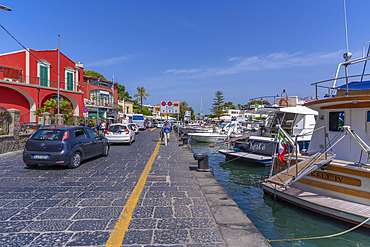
<box><xmin>32</xmin><ymin>155</ymin><xmax>49</xmax><ymax>159</ymax></box>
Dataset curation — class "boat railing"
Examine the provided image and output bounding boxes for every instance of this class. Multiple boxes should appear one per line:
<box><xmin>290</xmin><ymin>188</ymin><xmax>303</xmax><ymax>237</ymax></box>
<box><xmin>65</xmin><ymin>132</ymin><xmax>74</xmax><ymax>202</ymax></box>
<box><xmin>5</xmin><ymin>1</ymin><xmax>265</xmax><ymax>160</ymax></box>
<box><xmin>311</xmin><ymin>73</ymin><xmax>370</xmax><ymax>99</ymax></box>
<box><xmin>267</xmin><ymin>127</ymin><xmax>349</xmax><ymax>187</ymax></box>
<box><xmin>277</xmin><ymin>125</ymin><xmax>300</xmax><ymax>156</ymax></box>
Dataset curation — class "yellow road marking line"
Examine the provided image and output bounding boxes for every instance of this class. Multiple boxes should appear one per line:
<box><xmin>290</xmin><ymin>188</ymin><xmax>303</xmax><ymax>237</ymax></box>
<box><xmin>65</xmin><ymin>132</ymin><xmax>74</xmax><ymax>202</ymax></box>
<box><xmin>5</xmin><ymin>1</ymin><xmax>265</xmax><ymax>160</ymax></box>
<box><xmin>106</xmin><ymin>138</ymin><xmax>161</xmax><ymax>246</ymax></box>
<box><xmin>149</xmin><ymin>127</ymin><xmax>157</xmax><ymax>131</ymax></box>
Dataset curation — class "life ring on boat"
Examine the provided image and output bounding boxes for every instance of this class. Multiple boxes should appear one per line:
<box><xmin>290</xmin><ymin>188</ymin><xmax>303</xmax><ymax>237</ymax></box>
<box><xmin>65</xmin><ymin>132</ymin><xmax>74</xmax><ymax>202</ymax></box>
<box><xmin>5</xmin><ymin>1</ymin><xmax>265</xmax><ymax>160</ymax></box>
<box><xmin>279</xmin><ymin>98</ymin><xmax>289</xmax><ymax>107</ymax></box>
<box><xmin>200</xmin><ymin>123</ymin><xmax>204</xmax><ymax>127</ymax></box>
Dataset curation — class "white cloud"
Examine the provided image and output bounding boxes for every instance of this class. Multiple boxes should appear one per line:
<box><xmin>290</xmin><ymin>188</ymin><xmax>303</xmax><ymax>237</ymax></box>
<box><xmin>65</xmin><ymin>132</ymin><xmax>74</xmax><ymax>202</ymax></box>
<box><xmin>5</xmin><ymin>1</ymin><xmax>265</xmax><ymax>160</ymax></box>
<box><xmin>164</xmin><ymin>50</ymin><xmax>344</xmax><ymax>78</ymax></box>
<box><xmin>173</xmin><ymin>18</ymin><xmax>198</xmax><ymax>29</ymax></box>
<box><xmin>85</xmin><ymin>55</ymin><xmax>135</xmax><ymax>67</ymax></box>
<box><xmin>164</xmin><ymin>68</ymin><xmax>201</xmax><ymax>74</ymax></box>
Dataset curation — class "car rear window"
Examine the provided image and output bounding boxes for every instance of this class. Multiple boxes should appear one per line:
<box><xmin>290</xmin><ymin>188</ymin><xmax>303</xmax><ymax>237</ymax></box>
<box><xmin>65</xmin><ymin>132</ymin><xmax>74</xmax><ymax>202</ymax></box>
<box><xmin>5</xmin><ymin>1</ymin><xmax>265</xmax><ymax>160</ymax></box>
<box><xmin>30</xmin><ymin>129</ymin><xmax>65</xmax><ymax>141</ymax></box>
<box><xmin>109</xmin><ymin>125</ymin><xmax>127</xmax><ymax>132</ymax></box>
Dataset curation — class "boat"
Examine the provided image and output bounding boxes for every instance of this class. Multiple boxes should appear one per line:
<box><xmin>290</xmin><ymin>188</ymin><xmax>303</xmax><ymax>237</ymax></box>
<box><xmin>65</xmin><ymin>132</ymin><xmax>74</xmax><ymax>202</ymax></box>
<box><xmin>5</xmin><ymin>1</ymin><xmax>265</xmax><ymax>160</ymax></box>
<box><xmin>218</xmin><ymin>95</ymin><xmax>318</xmax><ymax>164</ymax></box>
<box><xmin>187</xmin><ymin>132</ymin><xmax>229</xmax><ymax>142</ymax></box>
<box><xmin>180</xmin><ymin>125</ymin><xmax>213</xmax><ymax>134</ymax></box>
<box><xmin>262</xmin><ymin>42</ymin><xmax>370</xmax><ymax>228</ymax></box>
<box><xmin>188</xmin><ymin>122</ymin><xmax>243</xmax><ymax>143</ymax></box>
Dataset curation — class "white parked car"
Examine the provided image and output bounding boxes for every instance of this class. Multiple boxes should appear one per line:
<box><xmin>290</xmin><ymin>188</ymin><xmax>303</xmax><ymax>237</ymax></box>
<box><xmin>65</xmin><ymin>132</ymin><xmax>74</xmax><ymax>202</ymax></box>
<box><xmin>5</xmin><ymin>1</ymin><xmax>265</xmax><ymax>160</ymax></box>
<box><xmin>128</xmin><ymin>123</ymin><xmax>139</xmax><ymax>134</ymax></box>
<box><xmin>156</xmin><ymin>121</ymin><xmax>164</xmax><ymax>128</ymax></box>
<box><xmin>105</xmin><ymin>124</ymin><xmax>135</xmax><ymax>144</ymax></box>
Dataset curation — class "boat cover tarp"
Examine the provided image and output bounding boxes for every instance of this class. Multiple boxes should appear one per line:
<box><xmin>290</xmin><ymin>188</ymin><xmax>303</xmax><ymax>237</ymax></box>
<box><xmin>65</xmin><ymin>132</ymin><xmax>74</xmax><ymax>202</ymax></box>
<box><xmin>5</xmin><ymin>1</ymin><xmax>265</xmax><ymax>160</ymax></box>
<box><xmin>337</xmin><ymin>80</ymin><xmax>370</xmax><ymax>90</ymax></box>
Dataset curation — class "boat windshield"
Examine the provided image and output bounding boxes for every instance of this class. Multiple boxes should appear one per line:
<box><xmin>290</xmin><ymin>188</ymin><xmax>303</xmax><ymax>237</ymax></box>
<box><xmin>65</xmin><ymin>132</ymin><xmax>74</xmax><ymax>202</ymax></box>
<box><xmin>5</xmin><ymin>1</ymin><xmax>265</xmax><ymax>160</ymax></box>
<box><xmin>218</xmin><ymin>123</ymin><xmax>227</xmax><ymax>129</ymax></box>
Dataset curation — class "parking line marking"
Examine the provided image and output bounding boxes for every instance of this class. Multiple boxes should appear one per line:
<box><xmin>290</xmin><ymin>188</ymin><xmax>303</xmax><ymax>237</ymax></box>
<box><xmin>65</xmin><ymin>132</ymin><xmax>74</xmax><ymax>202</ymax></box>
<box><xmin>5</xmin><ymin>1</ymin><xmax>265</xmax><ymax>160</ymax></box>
<box><xmin>149</xmin><ymin>127</ymin><xmax>157</xmax><ymax>131</ymax></box>
<box><xmin>106</xmin><ymin>138</ymin><xmax>161</xmax><ymax>247</ymax></box>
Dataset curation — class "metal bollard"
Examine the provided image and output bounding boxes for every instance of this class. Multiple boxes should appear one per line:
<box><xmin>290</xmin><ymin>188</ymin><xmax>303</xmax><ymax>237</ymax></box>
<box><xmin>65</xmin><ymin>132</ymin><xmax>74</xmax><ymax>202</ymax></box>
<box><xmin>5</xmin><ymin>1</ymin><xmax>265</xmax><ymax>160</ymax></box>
<box><xmin>181</xmin><ymin>136</ymin><xmax>189</xmax><ymax>145</ymax></box>
<box><xmin>193</xmin><ymin>153</ymin><xmax>210</xmax><ymax>171</ymax></box>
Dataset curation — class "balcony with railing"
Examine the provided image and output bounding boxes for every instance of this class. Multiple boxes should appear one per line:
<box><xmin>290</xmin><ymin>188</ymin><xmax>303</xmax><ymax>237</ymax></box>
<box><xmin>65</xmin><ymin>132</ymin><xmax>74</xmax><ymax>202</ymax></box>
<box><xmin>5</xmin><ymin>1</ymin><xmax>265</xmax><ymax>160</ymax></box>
<box><xmin>0</xmin><ymin>70</ymin><xmax>83</xmax><ymax>92</ymax></box>
<box><xmin>84</xmin><ymin>99</ymin><xmax>122</xmax><ymax>111</ymax></box>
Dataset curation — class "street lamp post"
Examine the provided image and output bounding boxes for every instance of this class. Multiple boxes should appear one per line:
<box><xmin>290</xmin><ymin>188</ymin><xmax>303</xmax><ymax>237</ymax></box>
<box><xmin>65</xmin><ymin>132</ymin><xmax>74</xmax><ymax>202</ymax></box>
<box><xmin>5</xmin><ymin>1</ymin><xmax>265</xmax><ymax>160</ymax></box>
<box><xmin>97</xmin><ymin>77</ymin><xmax>101</xmax><ymax>125</ymax></box>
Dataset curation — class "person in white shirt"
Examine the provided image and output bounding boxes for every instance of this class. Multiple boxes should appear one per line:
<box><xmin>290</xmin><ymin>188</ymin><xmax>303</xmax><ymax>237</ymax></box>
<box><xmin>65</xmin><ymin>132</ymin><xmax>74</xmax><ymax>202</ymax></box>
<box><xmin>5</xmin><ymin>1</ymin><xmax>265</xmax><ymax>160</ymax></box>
<box><xmin>101</xmin><ymin>121</ymin><xmax>107</xmax><ymax>134</ymax></box>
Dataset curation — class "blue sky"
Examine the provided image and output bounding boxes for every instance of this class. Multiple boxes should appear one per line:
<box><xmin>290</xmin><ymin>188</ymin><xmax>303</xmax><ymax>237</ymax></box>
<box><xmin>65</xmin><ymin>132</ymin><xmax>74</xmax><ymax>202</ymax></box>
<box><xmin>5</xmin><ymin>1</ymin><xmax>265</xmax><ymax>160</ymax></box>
<box><xmin>1</xmin><ymin>1</ymin><xmax>369</xmax><ymax>113</ymax></box>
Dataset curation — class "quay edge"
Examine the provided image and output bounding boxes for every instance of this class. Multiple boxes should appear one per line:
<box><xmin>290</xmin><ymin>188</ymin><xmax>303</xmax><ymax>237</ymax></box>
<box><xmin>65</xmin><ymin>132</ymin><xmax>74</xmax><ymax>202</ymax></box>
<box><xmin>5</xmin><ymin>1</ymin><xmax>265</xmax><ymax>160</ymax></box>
<box><xmin>181</xmin><ymin>145</ymin><xmax>271</xmax><ymax>247</ymax></box>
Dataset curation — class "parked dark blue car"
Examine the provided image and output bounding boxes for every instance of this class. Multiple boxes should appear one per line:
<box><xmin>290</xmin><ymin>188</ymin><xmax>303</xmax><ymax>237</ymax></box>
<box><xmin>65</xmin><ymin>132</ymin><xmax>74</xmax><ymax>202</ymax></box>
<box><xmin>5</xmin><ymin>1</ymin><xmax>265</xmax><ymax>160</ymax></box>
<box><xmin>23</xmin><ymin>125</ymin><xmax>110</xmax><ymax>168</ymax></box>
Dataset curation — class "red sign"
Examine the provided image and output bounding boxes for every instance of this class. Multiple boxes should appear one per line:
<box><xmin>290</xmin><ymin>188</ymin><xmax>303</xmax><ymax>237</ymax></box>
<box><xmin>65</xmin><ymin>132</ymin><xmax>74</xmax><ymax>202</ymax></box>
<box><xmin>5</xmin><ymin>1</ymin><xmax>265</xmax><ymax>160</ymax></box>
<box><xmin>161</xmin><ymin>101</ymin><xmax>166</xmax><ymax>106</ymax></box>
<box><xmin>167</xmin><ymin>101</ymin><xmax>172</xmax><ymax>106</ymax></box>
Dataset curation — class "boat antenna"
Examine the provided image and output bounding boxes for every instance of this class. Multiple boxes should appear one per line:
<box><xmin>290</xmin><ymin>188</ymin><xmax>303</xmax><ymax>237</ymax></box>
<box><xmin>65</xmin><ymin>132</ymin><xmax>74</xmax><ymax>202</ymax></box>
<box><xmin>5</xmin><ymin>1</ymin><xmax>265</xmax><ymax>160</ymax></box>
<box><xmin>200</xmin><ymin>95</ymin><xmax>203</xmax><ymax>117</ymax></box>
<box><xmin>344</xmin><ymin>0</ymin><xmax>349</xmax><ymax>57</ymax></box>
<box><xmin>343</xmin><ymin>0</ymin><xmax>351</xmax><ymax>96</ymax></box>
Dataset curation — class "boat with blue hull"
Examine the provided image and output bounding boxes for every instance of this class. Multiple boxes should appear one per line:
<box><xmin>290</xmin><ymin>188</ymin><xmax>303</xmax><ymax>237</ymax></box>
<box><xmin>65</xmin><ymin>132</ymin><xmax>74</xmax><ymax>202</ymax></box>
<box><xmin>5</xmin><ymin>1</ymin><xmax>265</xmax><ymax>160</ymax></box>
<box><xmin>218</xmin><ymin>95</ymin><xmax>317</xmax><ymax>165</ymax></box>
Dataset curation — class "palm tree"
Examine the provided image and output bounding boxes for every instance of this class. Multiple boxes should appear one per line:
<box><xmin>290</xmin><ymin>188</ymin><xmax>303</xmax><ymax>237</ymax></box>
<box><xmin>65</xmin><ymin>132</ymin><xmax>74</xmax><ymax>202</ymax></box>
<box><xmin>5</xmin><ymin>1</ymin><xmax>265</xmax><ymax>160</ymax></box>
<box><xmin>179</xmin><ymin>101</ymin><xmax>189</xmax><ymax>120</ymax></box>
<box><xmin>133</xmin><ymin>86</ymin><xmax>150</xmax><ymax>114</ymax></box>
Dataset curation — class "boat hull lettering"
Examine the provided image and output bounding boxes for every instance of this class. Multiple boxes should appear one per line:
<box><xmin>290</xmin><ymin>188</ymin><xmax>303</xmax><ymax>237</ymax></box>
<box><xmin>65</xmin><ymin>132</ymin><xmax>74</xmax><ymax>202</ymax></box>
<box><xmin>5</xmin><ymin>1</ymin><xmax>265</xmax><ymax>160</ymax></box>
<box><xmin>307</xmin><ymin>171</ymin><xmax>361</xmax><ymax>187</ymax></box>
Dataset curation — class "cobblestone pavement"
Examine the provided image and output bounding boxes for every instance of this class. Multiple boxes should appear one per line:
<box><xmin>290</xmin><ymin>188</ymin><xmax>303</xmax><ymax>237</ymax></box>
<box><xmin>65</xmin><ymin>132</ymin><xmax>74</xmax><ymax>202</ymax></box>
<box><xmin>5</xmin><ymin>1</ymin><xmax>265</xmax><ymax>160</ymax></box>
<box><xmin>0</xmin><ymin>129</ymin><xmax>226</xmax><ymax>246</ymax></box>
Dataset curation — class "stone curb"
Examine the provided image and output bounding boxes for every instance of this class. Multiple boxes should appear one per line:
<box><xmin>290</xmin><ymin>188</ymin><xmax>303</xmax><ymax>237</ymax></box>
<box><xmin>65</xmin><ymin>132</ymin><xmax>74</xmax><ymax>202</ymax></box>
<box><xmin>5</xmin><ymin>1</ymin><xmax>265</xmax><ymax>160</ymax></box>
<box><xmin>181</xmin><ymin>145</ymin><xmax>271</xmax><ymax>247</ymax></box>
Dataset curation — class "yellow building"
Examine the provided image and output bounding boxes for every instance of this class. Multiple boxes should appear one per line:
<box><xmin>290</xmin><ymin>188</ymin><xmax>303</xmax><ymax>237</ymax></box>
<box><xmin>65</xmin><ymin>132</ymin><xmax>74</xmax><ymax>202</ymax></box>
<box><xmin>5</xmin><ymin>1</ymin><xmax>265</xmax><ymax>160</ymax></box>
<box><xmin>118</xmin><ymin>100</ymin><xmax>133</xmax><ymax>115</ymax></box>
<box><xmin>154</xmin><ymin>104</ymin><xmax>160</xmax><ymax>116</ymax></box>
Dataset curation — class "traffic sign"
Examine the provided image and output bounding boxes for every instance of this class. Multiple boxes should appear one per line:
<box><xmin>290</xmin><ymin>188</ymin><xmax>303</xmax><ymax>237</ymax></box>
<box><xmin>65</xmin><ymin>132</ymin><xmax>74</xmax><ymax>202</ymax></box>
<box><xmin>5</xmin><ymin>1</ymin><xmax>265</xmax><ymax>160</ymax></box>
<box><xmin>83</xmin><ymin>107</ymin><xmax>89</xmax><ymax>113</ymax></box>
<box><xmin>160</xmin><ymin>100</ymin><xmax>179</xmax><ymax>114</ymax></box>
<box><xmin>83</xmin><ymin>112</ymin><xmax>88</xmax><ymax>117</ymax></box>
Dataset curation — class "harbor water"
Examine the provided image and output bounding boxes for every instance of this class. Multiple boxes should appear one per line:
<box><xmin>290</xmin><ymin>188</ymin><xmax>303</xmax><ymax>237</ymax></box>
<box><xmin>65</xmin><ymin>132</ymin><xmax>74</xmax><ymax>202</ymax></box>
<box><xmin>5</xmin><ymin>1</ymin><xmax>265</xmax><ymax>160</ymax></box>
<box><xmin>190</xmin><ymin>140</ymin><xmax>370</xmax><ymax>247</ymax></box>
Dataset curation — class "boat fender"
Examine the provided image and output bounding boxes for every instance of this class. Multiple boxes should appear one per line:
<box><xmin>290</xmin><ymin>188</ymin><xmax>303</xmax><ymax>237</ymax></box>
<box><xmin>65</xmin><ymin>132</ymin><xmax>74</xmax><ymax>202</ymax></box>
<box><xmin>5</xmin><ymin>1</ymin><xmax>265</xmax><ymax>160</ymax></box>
<box><xmin>279</xmin><ymin>98</ymin><xmax>289</xmax><ymax>107</ymax></box>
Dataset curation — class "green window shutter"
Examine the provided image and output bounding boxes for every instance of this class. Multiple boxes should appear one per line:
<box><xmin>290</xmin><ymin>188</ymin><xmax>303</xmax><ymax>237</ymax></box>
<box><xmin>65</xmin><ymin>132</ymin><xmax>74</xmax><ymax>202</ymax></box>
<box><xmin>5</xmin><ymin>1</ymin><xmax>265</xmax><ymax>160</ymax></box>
<box><xmin>40</xmin><ymin>66</ymin><xmax>48</xmax><ymax>87</ymax></box>
<box><xmin>67</xmin><ymin>72</ymin><xmax>73</xmax><ymax>90</ymax></box>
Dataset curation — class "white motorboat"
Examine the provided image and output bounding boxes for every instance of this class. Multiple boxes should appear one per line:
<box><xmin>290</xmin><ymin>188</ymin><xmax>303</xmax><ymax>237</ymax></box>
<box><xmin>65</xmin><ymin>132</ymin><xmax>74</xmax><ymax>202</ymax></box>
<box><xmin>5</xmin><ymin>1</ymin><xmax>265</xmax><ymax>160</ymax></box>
<box><xmin>218</xmin><ymin>95</ymin><xmax>318</xmax><ymax>164</ymax></box>
<box><xmin>187</xmin><ymin>132</ymin><xmax>228</xmax><ymax>142</ymax></box>
<box><xmin>188</xmin><ymin>122</ymin><xmax>242</xmax><ymax>143</ymax></box>
<box><xmin>263</xmin><ymin>42</ymin><xmax>370</xmax><ymax>228</ymax></box>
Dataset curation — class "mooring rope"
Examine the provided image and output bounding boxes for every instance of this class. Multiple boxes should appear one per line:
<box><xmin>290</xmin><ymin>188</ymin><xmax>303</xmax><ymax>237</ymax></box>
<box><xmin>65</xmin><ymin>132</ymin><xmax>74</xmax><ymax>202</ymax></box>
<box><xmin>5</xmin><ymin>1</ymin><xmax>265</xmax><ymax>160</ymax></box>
<box><xmin>267</xmin><ymin>216</ymin><xmax>370</xmax><ymax>242</ymax></box>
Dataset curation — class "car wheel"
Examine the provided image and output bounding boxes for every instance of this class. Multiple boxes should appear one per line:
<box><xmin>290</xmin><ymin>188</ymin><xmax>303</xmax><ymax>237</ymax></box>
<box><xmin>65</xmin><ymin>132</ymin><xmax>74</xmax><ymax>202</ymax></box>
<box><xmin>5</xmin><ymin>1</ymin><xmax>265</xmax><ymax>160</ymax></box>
<box><xmin>102</xmin><ymin>144</ymin><xmax>109</xmax><ymax>157</ymax></box>
<box><xmin>68</xmin><ymin>152</ymin><xmax>81</xmax><ymax>169</ymax></box>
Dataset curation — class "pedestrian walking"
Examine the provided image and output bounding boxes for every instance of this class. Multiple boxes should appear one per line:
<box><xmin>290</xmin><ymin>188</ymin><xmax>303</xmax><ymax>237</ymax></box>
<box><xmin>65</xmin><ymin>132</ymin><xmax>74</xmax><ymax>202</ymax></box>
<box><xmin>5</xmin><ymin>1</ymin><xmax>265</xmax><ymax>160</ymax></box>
<box><xmin>101</xmin><ymin>120</ymin><xmax>107</xmax><ymax>135</ymax></box>
<box><xmin>79</xmin><ymin>120</ymin><xmax>85</xmax><ymax>126</ymax></box>
<box><xmin>87</xmin><ymin>120</ymin><xmax>95</xmax><ymax>129</ymax></box>
<box><xmin>162</xmin><ymin>120</ymin><xmax>172</xmax><ymax>145</ymax></box>
<box><xmin>96</xmin><ymin>121</ymin><xmax>101</xmax><ymax>133</ymax></box>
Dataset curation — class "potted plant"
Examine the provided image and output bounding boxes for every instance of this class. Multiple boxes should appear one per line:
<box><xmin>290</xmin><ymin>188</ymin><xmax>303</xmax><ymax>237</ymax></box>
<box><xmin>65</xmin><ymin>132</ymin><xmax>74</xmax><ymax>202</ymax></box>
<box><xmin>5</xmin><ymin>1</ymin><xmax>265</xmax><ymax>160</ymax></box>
<box><xmin>91</xmin><ymin>96</ymin><xmax>96</xmax><ymax>105</ymax></box>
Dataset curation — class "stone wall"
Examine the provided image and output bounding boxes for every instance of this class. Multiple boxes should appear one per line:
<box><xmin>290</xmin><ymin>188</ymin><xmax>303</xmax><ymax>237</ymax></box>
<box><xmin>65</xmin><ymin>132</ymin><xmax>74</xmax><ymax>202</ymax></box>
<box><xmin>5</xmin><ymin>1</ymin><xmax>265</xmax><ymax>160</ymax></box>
<box><xmin>0</xmin><ymin>133</ymin><xmax>29</xmax><ymax>154</ymax></box>
<box><xmin>0</xmin><ymin>108</ymin><xmax>29</xmax><ymax>155</ymax></box>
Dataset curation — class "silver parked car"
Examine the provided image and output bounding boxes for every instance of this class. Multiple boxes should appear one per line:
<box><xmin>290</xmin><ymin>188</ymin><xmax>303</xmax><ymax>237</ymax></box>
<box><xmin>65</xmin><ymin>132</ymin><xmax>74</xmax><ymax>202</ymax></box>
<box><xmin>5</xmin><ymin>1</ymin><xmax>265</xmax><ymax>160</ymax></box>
<box><xmin>105</xmin><ymin>124</ymin><xmax>135</xmax><ymax>144</ymax></box>
<box><xmin>128</xmin><ymin>123</ymin><xmax>139</xmax><ymax>134</ymax></box>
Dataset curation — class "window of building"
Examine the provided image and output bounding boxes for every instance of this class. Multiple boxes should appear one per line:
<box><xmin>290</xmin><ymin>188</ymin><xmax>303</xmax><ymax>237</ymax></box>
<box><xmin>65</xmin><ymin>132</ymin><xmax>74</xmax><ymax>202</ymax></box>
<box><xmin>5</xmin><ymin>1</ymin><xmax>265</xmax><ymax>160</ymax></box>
<box><xmin>39</xmin><ymin>65</ymin><xmax>48</xmax><ymax>87</ymax></box>
<box><xmin>329</xmin><ymin>112</ymin><xmax>345</xmax><ymax>131</ymax></box>
<box><xmin>67</xmin><ymin>72</ymin><xmax>73</xmax><ymax>91</ymax></box>
<box><xmin>90</xmin><ymin>90</ymin><xmax>114</xmax><ymax>106</ymax></box>
<box><xmin>38</xmin><ymin>60</ymin><xmax>51</xmax><ymax>87</ymax></box>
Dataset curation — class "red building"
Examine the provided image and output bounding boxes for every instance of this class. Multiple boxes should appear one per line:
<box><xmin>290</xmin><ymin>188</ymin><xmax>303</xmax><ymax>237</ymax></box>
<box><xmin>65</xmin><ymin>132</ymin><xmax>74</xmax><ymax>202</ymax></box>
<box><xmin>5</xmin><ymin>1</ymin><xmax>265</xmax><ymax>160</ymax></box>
<box><xmin>0</xmin><ymin>49</ymin><xmax>84</xmax><ymax>123</ymax></box>
<box><xmin>82</xmin><ymin>75</ymin><xmax>121</xmax><ymax>119</ymax></box>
